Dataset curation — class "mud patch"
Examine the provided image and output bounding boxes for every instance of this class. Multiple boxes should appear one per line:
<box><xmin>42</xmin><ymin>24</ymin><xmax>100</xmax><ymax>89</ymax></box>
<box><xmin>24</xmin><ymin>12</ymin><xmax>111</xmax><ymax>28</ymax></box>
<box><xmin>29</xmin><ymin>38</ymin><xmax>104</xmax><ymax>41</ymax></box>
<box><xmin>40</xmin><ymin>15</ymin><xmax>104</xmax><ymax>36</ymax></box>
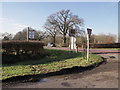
<box><xmin>61</xmin><ymin>82</ymin><xmax>71</xmax><ymax>87</ymax></box>
<box><xmin>109</xmin><ymin>56</ymin><xmax>116</xmax><ymax>58</ymax></box>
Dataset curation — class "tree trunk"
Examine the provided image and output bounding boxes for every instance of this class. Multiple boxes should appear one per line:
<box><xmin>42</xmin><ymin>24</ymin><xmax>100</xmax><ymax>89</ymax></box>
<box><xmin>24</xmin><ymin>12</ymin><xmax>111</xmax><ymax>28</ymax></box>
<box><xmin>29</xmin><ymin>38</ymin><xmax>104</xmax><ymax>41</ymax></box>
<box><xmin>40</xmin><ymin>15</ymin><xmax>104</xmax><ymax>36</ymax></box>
<box><xmin>63</xmin><ymin>35</ymin><xmax>67</xmax><ymax>46</ymax></box>
<box><xmin>53</xmin><ymin>36</ymin><xmax>56</xmax><ymax>44</ymax></box>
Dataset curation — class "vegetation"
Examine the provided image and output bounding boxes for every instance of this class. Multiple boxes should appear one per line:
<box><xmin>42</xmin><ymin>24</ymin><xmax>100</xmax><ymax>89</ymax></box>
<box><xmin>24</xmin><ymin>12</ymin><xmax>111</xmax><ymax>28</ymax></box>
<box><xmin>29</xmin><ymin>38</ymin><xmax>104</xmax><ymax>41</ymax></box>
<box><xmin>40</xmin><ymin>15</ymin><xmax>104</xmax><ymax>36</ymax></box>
<box><xmin>0</xmin><ymin>32</ymin><xmax>13</xmax><ymax>40</ymax></box>
<box><xmin>90</xmin><ymin>43</ymin><xmax>120</xmax><ymax>48</ymax></box>
<box><xmin>2</xmin><ymin>40</ymin><xmax>44</xmax><ymax>64</ymax></box>
<box><xmin>13</xmin><ymin>27</ymin><xmax>47</xmax><ymax>41</ymax></box>
<box><xmin>0</xmin><ymin>10</ymin><xmax>117</xmax><ymax>46</ymax></box>
<box><xmin>90</xmin><ymin>34</ymin><xmax>116</xmax><ymax>44</ymax></box>
<box><xmin>44</xmin><ymin>10</ymin><xmax>84</xmax><ymax>45</ymax></box>
<box><xmin>2</xmin><ymin>49</ymin><xmax>103</xmax><ymax>80</ymax></box>
<box><xmin>91</xmin><ymin>48</ymin><xmax>120</xmax><ymax>50</ymax></box>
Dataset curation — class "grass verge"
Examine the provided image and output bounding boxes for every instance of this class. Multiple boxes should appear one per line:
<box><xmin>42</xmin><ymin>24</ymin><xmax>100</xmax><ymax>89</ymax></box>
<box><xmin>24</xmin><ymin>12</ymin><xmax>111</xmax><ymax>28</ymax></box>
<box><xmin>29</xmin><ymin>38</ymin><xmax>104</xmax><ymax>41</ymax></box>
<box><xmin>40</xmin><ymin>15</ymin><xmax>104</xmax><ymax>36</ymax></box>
<box><xmin>1</xmin><ymin>49</ymin><xmax>103</xmax><ymax>80</ymax></box>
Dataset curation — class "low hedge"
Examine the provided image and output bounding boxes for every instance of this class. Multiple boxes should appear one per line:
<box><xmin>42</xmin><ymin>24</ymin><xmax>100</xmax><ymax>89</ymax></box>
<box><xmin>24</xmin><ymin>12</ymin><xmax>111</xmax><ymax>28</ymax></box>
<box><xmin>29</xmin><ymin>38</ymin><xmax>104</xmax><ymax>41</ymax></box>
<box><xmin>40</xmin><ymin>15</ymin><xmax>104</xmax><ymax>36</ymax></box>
<box><xmin>77</xmin><ymin>43</ymin><xmax>120</xmax><ymax>48</ymax></box>
<box><xmin>90</xmin><ymin>43</ymin><xmax>120</xmax><ymax>48</ymax></box>
<box><xmin>1</xmin><ymin>40</ymin><xmax>44</xmax><ymax>64</ymax></box>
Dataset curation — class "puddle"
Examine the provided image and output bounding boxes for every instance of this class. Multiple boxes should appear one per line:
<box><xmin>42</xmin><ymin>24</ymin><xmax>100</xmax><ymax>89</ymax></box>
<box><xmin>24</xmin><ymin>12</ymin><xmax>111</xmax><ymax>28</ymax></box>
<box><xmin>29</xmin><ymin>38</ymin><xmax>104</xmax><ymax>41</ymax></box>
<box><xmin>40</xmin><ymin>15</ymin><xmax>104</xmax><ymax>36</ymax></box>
<box><xmin>109</xmin><ymin>56</ymin><xmax>116</xmax><ymax>58</ymax></box>
<box><xmin>25</xmin><ymin>78</ymin><xmax>48</xmax><ymax>83</ymax></box>
<box><xmin>38</xmin><ymin>78</ymin><xmax>48</xmax><ymax>82</ymax></box>
<box><xmin>61</xmin><ymin>82</ymin><xmax>71</xmax><ymax>87</ymax></box>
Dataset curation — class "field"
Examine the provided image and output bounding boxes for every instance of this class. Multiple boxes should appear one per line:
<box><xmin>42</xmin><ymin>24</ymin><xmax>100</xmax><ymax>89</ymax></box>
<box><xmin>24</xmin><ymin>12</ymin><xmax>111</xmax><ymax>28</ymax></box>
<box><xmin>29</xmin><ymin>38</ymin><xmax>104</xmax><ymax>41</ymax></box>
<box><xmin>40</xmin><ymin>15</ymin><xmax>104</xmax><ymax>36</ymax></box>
<box><xmin>2</xmin><ymin>49</ymin><xmax>103</xmax><ymax>80</ymax></box>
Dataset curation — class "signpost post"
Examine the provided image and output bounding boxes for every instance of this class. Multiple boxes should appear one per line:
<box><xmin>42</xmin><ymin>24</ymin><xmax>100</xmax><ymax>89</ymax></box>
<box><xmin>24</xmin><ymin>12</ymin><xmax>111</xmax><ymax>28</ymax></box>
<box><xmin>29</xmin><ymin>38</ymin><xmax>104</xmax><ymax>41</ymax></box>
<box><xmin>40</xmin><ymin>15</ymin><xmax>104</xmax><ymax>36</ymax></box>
<box><xmin>27</xmin><ymin>27</ymin><xmax>35</xmax><ymax>40</ymax></box>
<box><xmin>69</xmin><ymin>29</ymin><xmax>76</xmax><ymax>52</ymax></box>
<box><xmin>87</xmin><ymin>28</ymin><xmax>92</xmax><ymax>61</ymax></box>
<box><xmin>27</xmin><ymin>27</ymin><xmax>29</xmax><ymax>41</ymax></box>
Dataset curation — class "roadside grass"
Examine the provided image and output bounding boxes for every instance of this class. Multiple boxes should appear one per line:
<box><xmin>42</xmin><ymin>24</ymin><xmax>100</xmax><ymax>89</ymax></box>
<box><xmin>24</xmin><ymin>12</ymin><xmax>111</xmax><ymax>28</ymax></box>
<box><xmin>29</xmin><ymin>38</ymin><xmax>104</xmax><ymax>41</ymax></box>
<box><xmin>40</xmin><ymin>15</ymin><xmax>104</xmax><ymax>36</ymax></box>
<box><xmin>1</xmin><ymin>49</ymin><xmax>103</xmax><ymax>80</ymax></box>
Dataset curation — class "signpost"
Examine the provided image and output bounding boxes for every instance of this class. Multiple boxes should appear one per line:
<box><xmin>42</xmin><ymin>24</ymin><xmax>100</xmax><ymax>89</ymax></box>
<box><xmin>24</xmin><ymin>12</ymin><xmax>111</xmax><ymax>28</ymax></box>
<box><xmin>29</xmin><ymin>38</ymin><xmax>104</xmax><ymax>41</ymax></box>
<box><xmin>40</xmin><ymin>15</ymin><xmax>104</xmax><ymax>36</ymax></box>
<box><xmin>69</xmin><ymin>29</ymin><xmax>76</xmax><ymax>52</ymax></box>
<box><xmin>27</xmin><ymin>27</ymin><xmax>29</xmax><ymax>41</ymax></box>
<box><xmin>86</xmin><ymin>28</ymin><xmax>92</xmax><ymax>61</ymax></box>
<box><xmin>27</xmin><ymin>27</ymin><xmax>35</xmax><ymax>40</ymax></box>
<box><xmin>69</xmin><ymin>29</ymin><xmax>76</xmax><ymax>37</ymax></box>
<box><xmin>29</xmin><ymin>30</ymin><xmax>35</xmax><ymax>39</ymax></box>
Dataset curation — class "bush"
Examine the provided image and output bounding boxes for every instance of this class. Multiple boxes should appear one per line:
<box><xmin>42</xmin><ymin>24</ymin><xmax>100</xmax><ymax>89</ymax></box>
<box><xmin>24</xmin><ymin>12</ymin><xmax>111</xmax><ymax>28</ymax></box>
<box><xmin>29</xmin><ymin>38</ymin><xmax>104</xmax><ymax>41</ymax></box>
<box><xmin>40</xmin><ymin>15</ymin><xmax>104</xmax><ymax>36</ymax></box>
<box><xmin>1</xmin><ymin>40</ymin><xmax>44</xmax><ymax>64</ymax></box>
<box><xmin>90</xmin><ymin>43</ymin><xmax>120</xmax><ymax>48</ymax></box>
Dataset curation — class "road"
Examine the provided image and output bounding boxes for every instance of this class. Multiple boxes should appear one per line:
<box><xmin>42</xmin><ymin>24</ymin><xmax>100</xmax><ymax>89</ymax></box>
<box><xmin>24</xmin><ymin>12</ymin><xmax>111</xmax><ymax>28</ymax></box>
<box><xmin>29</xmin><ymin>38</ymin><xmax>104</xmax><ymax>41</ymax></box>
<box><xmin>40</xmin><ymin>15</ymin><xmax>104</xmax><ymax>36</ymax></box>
<box><xmin>45</xmin><ymin>47</ymin><xmax>120</xmax><ymax>54</ymax></box>
<box><xmin>2</xmin><ymin>48</ymin><xmax>119</xmax><ymax>88</ymax></box>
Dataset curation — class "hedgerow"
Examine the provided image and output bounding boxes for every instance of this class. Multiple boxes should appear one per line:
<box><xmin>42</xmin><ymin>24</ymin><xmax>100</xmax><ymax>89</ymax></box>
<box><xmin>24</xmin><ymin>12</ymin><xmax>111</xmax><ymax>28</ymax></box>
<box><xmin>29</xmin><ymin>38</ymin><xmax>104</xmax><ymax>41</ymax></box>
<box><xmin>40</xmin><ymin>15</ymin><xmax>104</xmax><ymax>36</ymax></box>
<box><xmin>1</xmin><ymin>40</ymin><xmax>44</xmax><ymax>64</ymax></box>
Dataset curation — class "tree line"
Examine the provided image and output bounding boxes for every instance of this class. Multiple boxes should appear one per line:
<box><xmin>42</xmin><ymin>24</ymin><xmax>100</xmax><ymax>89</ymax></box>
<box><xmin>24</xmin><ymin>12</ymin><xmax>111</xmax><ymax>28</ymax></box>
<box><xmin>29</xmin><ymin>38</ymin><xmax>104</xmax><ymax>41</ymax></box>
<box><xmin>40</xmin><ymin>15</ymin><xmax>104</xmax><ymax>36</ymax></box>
<box><xmin>0</xmin><ymin>10</ymin><xmax>117</xmax><ymax>46</ymax></box>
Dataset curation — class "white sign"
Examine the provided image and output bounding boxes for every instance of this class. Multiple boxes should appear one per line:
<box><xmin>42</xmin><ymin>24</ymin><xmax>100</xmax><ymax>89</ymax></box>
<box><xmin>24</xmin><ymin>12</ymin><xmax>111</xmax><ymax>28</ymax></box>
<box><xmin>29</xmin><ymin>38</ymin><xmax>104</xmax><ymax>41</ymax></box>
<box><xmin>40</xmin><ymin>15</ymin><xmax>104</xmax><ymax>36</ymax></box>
<box><xmin>29</xmin><ymin>31</ymin><xmax>35</xmax><ymax>39</ymax></box>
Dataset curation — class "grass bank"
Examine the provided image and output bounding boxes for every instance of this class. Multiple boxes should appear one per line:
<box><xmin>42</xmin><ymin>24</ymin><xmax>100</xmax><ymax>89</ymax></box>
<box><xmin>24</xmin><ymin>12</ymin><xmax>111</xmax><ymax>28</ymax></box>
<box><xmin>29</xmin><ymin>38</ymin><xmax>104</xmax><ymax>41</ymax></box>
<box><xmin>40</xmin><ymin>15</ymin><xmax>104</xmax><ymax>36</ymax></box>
<box><xmin>2</xmin><ymin>49</ymin><xmax>103</xmax><ymax>80</ymax></box>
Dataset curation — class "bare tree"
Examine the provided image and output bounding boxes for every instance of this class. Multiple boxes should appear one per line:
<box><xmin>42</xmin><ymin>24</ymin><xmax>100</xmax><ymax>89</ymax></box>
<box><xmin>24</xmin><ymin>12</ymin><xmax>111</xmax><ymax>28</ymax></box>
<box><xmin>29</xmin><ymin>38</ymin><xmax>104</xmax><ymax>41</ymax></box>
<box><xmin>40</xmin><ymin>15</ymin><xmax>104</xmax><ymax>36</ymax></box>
<box><xmin>46</xmin><ymin>10</ymin><xmax>84</xmax><ymax>45</ymax></box>
<box><xmin>13</xmin><ymin>27</ymin><xmax>47</xmax><ymax>41</ymax></box>
<box><xmin>44</xmin><ymin>22</ymin><xmax>59</xmax><ymax>44</ymax></box>
<box><xmin>0</xmin><ymin>32</ymin><xmax>13</xmax><ymax>40</ymax></box>
<box><xmin>37</xmin><ymin>30</ymin><xmax>47</xmax><ymax>41</ymax></box>
<box><xmin>91</xmin><ymin>33</ymin><xmax>116</xmax><ymax>44</ymax></box>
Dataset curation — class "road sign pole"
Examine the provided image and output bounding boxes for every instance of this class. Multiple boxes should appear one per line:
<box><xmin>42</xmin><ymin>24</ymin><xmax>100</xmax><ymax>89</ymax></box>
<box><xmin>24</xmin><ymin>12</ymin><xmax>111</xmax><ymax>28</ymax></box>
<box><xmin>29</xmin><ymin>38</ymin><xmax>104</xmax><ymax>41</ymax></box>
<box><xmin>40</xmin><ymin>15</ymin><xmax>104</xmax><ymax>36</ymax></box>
<box><xmin>69</xmin><ymin>37</ymin><xmax>71</xmax><ymax>55</ymax></box>
<box><xmin>27</xmin><ymin>27</ymin><xmax>29</xmax><ymax>41</ymax></box>
<box><xmin>87</xmin><ymin>34</ymin><xmax>89</xmax><ymax>61</ymax></box>
<box><xmin>86</xmin><ymin>28</ymin><xmax>92</xmax><ymax>61</ymax></box>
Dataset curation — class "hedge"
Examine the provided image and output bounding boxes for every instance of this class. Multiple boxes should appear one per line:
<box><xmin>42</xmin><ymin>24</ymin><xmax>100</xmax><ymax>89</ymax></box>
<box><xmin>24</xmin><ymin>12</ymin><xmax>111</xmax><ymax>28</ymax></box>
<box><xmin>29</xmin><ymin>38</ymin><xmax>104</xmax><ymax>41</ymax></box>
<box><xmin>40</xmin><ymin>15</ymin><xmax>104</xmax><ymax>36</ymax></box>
<box><xmin>90</xmin><ymin>43</ymin><xmax>120</xmax><ymax>48</ymax></box>
<box><xmin>77</xmin><ymin>43</ymin><xmax>120</xmax><ymax>48</ymax></box>
<box><xmin>1</xmin><ymin>40</ymin><xmax>44</xmax><ymax>64</ymax></box>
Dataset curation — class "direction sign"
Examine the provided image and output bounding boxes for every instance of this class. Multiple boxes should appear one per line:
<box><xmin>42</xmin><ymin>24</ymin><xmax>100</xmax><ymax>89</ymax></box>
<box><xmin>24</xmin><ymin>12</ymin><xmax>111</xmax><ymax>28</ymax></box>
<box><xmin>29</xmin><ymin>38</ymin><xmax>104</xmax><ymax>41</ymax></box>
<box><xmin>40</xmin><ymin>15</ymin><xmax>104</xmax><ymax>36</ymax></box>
<box><xmin>87</xmin><ymin>28</ymin><xmax>92</xmax><ymax>37</ymax></box>
<box><xmin>69</xmin><ymin>29</ymin><xmax>76</xmax><ymax>37</ymax></box>
<box><xmin>29</xmin><ymin>30</ymin><xmax>35</xmax><ymax>39</ymax></box>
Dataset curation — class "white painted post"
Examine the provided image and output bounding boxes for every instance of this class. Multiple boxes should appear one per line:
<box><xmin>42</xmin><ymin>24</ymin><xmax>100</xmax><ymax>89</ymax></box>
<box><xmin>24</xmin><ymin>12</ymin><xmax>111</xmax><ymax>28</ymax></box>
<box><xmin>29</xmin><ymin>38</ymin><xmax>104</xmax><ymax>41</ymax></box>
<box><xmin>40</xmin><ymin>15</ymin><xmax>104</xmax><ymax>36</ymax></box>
<box><xmin>87</xmin><ymin>34</ymin><xmax>89</xmax><ymax>61</ymax></box>
<box><xmin>69</xmin><ymin>29</ymin><xmax>76</xmax><ymax>53</ymax></box>
<box><xmin>86</xmin><ymin>28</ymin><xmax>92</xmax><ymax>61</ymax></box>
<box><xmin>69</xmin><ymin>37</ymin><xmax>72</xmax><ymax>53</ymax></box>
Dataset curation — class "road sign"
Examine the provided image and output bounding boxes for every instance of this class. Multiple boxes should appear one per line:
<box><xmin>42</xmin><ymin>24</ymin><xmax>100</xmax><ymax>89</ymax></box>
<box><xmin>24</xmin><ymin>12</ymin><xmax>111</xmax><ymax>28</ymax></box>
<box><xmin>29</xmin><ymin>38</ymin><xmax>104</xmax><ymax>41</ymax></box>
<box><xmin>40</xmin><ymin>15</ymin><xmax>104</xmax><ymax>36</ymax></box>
<box><xmin>29</xmin><ymin>30</ymin><xmax>35</xmax><ymax>39</ymax></box>
<box><xmin>69</xmin><ymin>29</ymin><xmax>76</xmax><ymax>37</ymax></box>
<box><xmin>27</xmin><ymin>27</ymin><xmax>35</xmax><ymax>40</ymax></box>
<box><xmin>87</xmin><ymin>28</ymin><xmax>92</xmax><ymax>37</ymax></box>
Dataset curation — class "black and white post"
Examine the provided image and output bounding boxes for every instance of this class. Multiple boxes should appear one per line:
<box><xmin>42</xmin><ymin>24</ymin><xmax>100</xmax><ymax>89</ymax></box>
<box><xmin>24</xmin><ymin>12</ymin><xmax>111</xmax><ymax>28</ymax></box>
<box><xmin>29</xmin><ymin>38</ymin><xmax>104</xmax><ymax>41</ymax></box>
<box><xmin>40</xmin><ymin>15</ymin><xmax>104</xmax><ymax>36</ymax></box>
<box><xmin>87</xmin><ymin>28</ymin><xmax>92</xmax><ymax>61</ymax></box>
<box><xmin>27</xmin><ymin>27</ymin><xmax>29</xmax><ymax>41</ymax></box>
<box><xmin>69</xmin><ymin>29</ymin><xmax>76</xmax><ymax>52</ymax></box>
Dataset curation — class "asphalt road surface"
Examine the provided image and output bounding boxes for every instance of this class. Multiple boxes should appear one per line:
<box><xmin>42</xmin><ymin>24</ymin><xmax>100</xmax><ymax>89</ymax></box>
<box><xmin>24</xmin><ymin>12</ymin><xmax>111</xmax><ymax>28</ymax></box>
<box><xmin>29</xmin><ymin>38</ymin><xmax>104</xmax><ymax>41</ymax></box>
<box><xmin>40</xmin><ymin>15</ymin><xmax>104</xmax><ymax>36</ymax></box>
<box><xmin>2</xmin><ymin>48</ymin><xmax>119</xmax><ymax>88</ymax></box>
<box><xmin>45</xmin><ymin>47</ymin><xmax>120</xmax><ymax>54</ymax></box>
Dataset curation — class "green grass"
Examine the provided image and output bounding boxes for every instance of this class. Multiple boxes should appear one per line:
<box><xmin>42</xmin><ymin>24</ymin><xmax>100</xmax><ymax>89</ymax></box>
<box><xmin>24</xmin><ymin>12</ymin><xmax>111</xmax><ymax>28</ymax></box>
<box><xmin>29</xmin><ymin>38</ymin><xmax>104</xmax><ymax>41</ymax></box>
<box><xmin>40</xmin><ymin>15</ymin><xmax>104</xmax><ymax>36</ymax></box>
<box><xmin>1</xmin><ymin>49</ymin><xmax>103</xmax><ymax>80</ymax></box>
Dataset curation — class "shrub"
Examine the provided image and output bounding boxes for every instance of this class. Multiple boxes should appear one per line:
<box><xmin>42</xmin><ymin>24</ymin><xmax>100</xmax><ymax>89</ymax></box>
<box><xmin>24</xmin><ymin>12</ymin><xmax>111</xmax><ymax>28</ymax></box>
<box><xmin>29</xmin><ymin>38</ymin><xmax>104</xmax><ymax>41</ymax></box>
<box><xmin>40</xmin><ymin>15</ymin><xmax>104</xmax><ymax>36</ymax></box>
<box><xmin>90</xmin><ymin>43</ymin><xmax>120</xmax><ymax>48</ymax></box>
<box><xmin>1</xmin><ymin>40</ymin><xmax>44</xmax><ymax>64</ymax></box>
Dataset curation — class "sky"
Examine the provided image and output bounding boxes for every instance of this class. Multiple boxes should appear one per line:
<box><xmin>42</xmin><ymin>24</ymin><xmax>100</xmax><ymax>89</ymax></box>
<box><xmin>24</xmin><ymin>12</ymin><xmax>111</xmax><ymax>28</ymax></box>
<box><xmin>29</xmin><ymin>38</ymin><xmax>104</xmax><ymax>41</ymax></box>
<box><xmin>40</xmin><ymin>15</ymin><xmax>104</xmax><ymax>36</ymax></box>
<box><xmin>0</xmin><ymin>2</ymin><xmax>118</xmax><ymax>38</ymax></box>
